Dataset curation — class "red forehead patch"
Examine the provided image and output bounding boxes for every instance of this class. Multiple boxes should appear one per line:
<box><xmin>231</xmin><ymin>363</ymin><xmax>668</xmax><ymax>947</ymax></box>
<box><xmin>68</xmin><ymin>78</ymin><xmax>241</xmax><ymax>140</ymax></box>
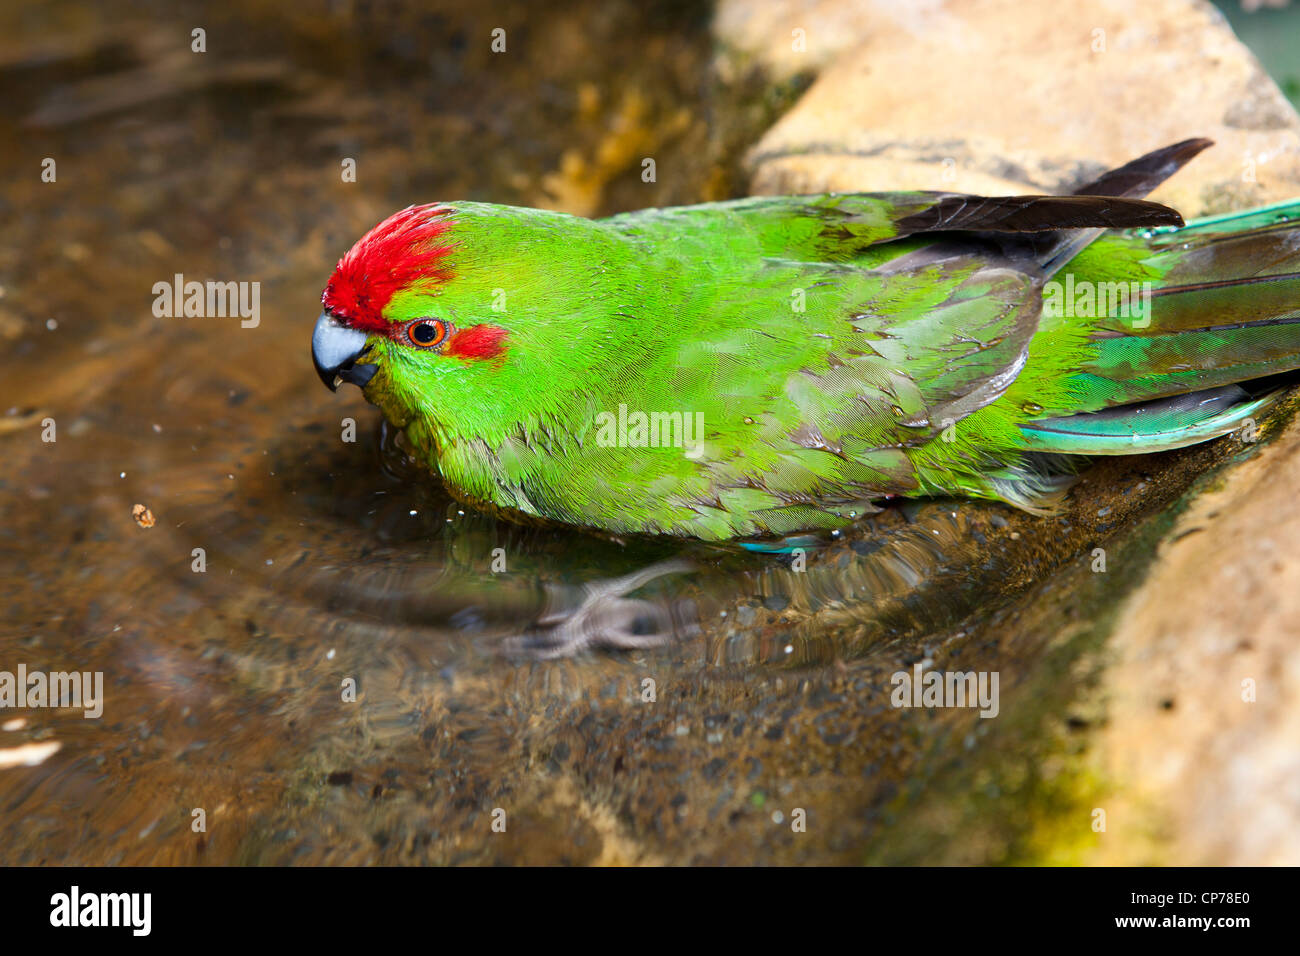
<box><xmin>322</xmin><ymin>204</ymin><xmax>455</xmax><ymax>332</ymax></box>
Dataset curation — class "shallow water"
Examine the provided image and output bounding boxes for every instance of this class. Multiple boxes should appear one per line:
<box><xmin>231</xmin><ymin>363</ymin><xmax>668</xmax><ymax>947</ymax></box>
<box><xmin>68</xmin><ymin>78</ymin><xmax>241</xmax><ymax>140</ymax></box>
<box><xmin>0</xmin><ymin>0</ymin><xmax>1289</xmax><ymax>864</ymax></box>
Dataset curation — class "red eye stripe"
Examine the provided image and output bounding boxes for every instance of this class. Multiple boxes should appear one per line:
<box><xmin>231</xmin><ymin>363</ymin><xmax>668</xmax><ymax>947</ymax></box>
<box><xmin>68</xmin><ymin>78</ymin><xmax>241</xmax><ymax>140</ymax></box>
<box><xmin>445</xmin><ymin>324</ymin><xmax>508</xmax><ymax>360</ymax></box>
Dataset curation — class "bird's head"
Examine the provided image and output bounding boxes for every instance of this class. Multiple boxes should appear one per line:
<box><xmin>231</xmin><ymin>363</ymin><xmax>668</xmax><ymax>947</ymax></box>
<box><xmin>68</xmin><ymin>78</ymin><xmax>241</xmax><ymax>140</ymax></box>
<box><xmin>313</xmin><ymin>201</ymin><xmax>651</xmax><ymax>463</ymax></box>
<box><xmin>313</xmin><ymin>202</ymin><xmax>559</xmax><ymax>457</ymax></box>
<box><xmin>312</xmin><ymin>200</ymin><xmax>508</xmax><ymax>394</ymax></box>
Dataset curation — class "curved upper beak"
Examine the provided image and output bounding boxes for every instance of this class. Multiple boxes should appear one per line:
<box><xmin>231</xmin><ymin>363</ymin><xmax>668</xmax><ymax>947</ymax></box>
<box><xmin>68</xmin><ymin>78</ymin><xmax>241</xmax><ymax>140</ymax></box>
<box><xmin>312</xmin><ymin>311</ymin><xmax>378</xmax><ymax>391</ymax></box>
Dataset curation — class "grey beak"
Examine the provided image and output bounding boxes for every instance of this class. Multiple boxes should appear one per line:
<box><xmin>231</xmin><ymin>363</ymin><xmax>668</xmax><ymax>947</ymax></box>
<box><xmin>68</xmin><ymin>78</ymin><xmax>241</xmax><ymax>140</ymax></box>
<box><xmin>312</xmin><ymin>311</ymin><xmax>378</xmax><ymax>391</ymax></box>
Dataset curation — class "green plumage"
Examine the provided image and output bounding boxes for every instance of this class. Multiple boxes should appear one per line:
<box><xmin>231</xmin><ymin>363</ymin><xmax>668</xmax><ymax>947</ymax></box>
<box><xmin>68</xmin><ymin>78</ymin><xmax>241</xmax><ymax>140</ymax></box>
<box><xmin>323</xmin><ymin>140</ymin><xmax>1300</xmax><ymax>541</ymax></box>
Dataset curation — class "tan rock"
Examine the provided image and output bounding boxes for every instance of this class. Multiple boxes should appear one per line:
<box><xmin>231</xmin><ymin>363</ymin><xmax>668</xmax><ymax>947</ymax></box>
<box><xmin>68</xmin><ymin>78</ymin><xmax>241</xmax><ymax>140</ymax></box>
<box><xmin>1092</xmin><ymin>413</ymin><xmax>1300</xmax><ymax>865</ymax></box>
<box><xmin>731</xmin><ymin>0</ymin><xmax>1300</xmax><ymax>216</ymax></box>
<box><xmin>714</xmin><ymin>0</ymin><xmax>891</xmax><ymax>81</ymax></box>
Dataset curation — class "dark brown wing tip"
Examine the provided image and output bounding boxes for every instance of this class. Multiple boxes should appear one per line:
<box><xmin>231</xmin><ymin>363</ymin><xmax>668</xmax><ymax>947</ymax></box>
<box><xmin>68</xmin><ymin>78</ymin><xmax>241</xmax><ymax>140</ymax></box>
<box><xmin>1053</xmin><ymin>195</ymin><xmax>1185</xmax><ymax>229</ymax></box>
<box><xmin>897</xmin><ymin>194</ymin><xmax>1187</xmax><ymax>233</ymax></box>
<box><xmin>1123</xmin><ymin>197</ymin><xmax>1185</xmax><ymax>228</ymax></box>
<box><xmin>1073</xmin><ymin>138</ymin><xmax>1215</xmax><ymax>200</ymax></box>
<box><xmin>1136</xmin><ymin>137</ymin><xmax>1216</xmax><ymax>175</ymax></box>
<box><xmin>1048</xmin><ymin>195</ymin><xmax>1185</xmax><ymax>230</ymax></box>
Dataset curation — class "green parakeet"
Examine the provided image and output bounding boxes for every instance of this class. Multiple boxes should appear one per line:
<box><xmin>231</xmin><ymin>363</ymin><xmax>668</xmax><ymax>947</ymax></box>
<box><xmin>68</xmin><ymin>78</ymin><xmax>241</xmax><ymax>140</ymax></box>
<box><xmin>312</xmin><ymin>139</ymin><xmax>1300</xmax><ymax>543</ymax></box>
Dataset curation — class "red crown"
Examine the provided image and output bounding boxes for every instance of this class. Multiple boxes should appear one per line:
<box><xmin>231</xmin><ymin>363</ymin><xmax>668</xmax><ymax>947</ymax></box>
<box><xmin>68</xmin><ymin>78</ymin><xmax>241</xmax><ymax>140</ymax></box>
<box><xmin>322</xmin><ymin>204</ymin><xmax>455</xmax><ymax>332</ymax></box>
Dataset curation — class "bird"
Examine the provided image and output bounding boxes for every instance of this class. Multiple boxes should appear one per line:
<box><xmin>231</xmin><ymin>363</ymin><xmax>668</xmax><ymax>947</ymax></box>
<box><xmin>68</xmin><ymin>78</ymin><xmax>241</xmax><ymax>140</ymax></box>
<box><xmin>312</xmin><ymin>138</ymin><xmax>1300</xmax><ymax>545</ymax></box>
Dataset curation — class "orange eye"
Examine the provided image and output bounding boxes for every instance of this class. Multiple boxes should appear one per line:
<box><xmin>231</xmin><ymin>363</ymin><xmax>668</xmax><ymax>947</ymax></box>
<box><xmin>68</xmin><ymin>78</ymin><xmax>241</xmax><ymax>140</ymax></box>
<box><xmin>403</xmin><ymin>318</ymin><xmax>449</xmax><ymax>349</ymax></box>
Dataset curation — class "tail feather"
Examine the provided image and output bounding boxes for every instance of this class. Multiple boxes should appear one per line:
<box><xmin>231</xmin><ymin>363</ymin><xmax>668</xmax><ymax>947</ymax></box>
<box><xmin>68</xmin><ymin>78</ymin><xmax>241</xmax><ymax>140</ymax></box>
<box><xmin>1051</xmin><ymin>200</ymin><xmax>1300</xmax><ymax>415</ymax></box>
<box><xmin>1142</xmin><ymin>273</ymin><xmax>1300</xmax><ymax>334</ymax></box>
<box><xmin>1021</xmin><ymin>385</ymin><xmax>1278</xmax><ymax>455</ymax></box>
<box><xmin>947</xmin><ymin>142</ymin><xmax>1300</xmax><ymax>492</ymax></box>
<box><xmin>1077</xmin><ymin>319</ymin><xmax>1300</xmax><ymax>407</ymax></box>
<box><xmin>1013</xmin><ymin>194</ymin><xmax>1300</xmax><ymax>460</ymax></box>
<box><xmin>1102</xmin><ymin>202</ymin><xmax>1300</xmax><ymax>335</ymax></box>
